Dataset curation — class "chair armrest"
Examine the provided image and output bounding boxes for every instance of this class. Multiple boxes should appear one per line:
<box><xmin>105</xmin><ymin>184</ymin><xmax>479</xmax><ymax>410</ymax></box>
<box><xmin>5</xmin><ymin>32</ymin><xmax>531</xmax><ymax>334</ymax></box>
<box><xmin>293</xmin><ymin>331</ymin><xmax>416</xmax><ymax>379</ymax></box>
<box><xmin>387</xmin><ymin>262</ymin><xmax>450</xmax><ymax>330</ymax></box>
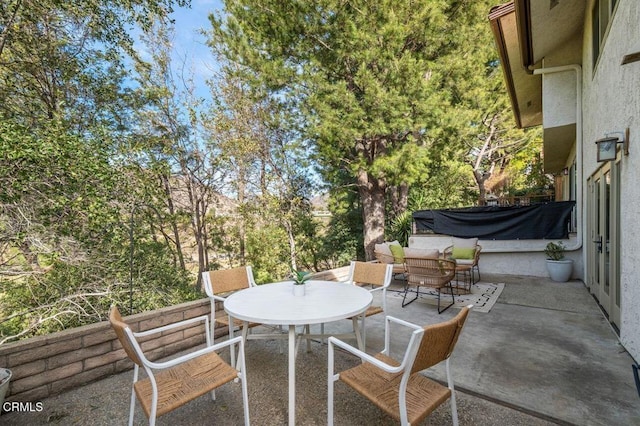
<box><xmin>474</xmin><ymin>245</ymin><xmax>482</xmax><ymax>263</ymax></box>
<box><xmin>385</xmin><ymin>315</ymin><xmax>423</xmax><ymax>332</ymax></box>
<box><xmin>134</xmin><ymin>315</ymin><xmax>211</xmax><ymax>338</ymax></box>
<box><xmin>327</xmin><ymin>336</ymin><xmax>404</xmax><ymax>374</ymax></box>
<box><xmin>211</xmin><ymin>294</ymin><xmax>226</xmax><ymax>302</ymax></box>
<box><xmin>145</xmin><ymin>335</ymin><xmax>244</xmax><ymax>370</ymax></box>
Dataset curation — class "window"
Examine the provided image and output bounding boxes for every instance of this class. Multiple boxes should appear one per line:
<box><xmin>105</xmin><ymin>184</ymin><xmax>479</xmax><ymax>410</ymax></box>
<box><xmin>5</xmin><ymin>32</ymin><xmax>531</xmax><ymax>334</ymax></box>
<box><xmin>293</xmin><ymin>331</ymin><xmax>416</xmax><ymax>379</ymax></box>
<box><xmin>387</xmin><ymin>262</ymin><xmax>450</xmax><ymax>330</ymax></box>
<box><xmin>569</xmin><ymin>162</ymin><xmax>577</xmax><ymax>233</ymax></box>
<box><xmin>592</xmin><ymin>0</ymin><xmax>619</xmax><ymax>71</ymax></box>
<box><xmin>592</xmin><ymin>0</ymin><xmax>600</xmax><ymax>69</ymax></box>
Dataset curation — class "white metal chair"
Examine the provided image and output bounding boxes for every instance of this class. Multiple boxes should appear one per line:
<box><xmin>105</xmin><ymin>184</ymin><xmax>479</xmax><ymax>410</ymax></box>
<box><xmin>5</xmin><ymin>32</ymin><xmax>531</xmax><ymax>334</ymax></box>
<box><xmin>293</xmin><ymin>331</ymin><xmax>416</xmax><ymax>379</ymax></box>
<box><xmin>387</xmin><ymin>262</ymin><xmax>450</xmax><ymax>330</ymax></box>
<box><xmin>328</xmin><ymin>306</ymin><xmax>472</xmax><ymax>426</ymax></box>
<box><xmin>109</xmin><ymin>305</ymin><xmax>250</xmax><ymax>426</ymax></box>
<box><xmin>202</xmin><ymin>266</ymin><xmax>260</xmax><ymax>367</ymax></box>
<box><xmin>344</xmin><ymin>261</ymin><xmax>393</xmax><ymax>348</ymax></box>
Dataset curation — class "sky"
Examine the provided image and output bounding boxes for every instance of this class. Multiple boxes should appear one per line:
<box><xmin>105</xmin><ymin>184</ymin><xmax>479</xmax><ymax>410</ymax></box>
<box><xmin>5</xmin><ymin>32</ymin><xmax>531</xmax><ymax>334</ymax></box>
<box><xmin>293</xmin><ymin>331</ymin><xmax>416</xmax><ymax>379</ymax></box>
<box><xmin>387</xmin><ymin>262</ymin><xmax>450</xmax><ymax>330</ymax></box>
<box><xmin>167</xmin><ymin>0</ymin><xmax>225</xmax><ymax>99</ymax></box>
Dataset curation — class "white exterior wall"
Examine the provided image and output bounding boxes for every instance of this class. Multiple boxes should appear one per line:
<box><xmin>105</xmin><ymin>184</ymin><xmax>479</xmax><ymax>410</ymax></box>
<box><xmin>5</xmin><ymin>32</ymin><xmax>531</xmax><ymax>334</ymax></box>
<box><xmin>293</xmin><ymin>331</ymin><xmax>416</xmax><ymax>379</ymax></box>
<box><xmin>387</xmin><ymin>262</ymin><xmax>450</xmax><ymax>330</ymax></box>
<box><xmin>542</xmin><ymin>38</ymin><xmax>580</xmax><ymax>129</ymax></box>
<box><xmin>582</xmin><ymin>0</ymin><xmax>640</xmax><ymax>362</ymax></box>
<box><xmin>408</xmin><ymin>235</ymin><xmax>583</xmax><ymax>280</ymax></box>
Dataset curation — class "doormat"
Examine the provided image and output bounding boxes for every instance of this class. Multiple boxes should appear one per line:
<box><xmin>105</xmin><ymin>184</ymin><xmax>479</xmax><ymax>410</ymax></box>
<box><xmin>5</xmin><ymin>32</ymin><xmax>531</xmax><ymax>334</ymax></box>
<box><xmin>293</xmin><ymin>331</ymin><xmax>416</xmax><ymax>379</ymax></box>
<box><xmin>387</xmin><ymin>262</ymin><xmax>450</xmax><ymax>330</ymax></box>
<box><xmin>392</xmin><ymin>282</ymin><xmax>505</xmax><ymax>313</ymax></box>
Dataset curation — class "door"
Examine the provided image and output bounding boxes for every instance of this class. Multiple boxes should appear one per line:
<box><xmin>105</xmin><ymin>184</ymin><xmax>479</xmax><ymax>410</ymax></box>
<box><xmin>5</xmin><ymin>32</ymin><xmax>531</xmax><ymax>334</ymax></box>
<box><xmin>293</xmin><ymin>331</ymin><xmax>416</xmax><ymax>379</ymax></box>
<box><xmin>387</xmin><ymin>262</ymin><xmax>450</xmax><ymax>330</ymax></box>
<box><xmin>587</xmin><ymin>161</ymin><xmax>621</xmax><ymax>328</ymax></box>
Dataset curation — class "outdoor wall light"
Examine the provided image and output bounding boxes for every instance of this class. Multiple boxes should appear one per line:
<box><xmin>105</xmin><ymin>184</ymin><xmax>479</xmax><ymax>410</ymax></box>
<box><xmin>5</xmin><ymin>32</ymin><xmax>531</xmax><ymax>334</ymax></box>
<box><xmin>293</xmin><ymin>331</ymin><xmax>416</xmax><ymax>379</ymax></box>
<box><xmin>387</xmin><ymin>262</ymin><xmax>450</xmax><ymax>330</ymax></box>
<box><xmin>595</xmin><ymin>128</ymin><xmax>630</xmax><ymax>162</ymax></box>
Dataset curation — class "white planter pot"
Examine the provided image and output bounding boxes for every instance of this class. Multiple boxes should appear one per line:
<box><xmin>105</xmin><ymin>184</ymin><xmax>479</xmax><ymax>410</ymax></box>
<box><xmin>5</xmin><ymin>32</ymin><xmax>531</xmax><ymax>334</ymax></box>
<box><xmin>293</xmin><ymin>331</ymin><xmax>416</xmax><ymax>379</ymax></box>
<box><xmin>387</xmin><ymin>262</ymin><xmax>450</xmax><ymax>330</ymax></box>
<box><xmin>292</xmin><ymin>284</ymin><xmax>306</xmax><ymax>296</ymax></box>
<box><xmin>546</xmin><ymin>259</ymin><xmax>573</xmax><ymax>282</ymax></box>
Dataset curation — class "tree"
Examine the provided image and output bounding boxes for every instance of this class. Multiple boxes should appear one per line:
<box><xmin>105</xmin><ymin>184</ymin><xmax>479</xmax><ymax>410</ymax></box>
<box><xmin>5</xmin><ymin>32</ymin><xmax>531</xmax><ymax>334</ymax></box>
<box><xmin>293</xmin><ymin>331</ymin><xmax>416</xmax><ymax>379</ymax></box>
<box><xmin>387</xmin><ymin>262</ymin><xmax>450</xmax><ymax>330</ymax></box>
<box><xmin>207</xmin><ymin>0</ymin><xmax>491</xmax><ymax>260</ymax></box>
<box><xmin>205</xmin><ymin>62</ymin><xmax>317</xmax><ymax>277</ymax></box>
<box><xmin>0</xmin><ymin>0</ymin><xmax>199</xmax><ymax>342</ymax></box>
<box><xmin>0</xmin><ymin>0</ymin><xmax>188</xmax><ymax>132</ymax></box>
<box><xmin>427</xmin><ymin>0</ymin><xmax>543</xmax><ymax>206</ymax></box>
<box><xmin>130</xmin><ymin>20</ymin><xmax>222</xmax><ymax>289</ymax></box>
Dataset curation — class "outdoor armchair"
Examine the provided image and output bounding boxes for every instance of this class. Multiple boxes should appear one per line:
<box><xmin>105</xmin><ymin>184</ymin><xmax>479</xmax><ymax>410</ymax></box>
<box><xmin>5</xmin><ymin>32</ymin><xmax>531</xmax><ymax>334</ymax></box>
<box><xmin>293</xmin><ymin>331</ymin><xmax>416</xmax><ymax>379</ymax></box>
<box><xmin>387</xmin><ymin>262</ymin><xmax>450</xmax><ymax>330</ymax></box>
<box><xmin>328</xmin><ymin>306</ymin><xmax>472</xmax><ymax>426</ymax></box>
<box><xmin>374</xmin><ymin>241</ymin><xmax>407</xmax><ymax>278</ymax></box>
<box><xmin>444</xmin><ymin>237</ymin><xmax>482</xmax><ymax>284</ymax></box>
<box><xmin>403</xmin><ymin>257</ymin><xmax>456</xmax><ymax>313</ymax></box>
<box><xmin>109</xmin><ymin>305</ymin><xmax>250</xmax><ymax>426</ymax></box>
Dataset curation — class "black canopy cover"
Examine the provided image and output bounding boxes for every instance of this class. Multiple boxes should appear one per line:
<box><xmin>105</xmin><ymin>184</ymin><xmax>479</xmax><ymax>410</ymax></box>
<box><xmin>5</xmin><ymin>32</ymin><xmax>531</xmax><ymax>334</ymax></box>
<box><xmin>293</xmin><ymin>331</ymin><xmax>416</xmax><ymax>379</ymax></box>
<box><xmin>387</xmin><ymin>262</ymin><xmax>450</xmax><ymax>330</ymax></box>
<box><xmin>412</xmin><ymin>201</ymin><xmax>575</xmax><ymax>240</ymax></box>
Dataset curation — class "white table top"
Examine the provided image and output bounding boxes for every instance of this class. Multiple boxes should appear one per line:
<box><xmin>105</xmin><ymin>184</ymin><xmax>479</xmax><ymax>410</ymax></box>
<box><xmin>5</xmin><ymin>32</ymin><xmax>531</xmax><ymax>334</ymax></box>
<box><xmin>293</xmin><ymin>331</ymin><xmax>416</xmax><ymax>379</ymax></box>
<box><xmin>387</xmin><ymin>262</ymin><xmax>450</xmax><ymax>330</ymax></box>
<box><xmin>224</xmin><ymin>280</ymin><xmax>372</xmax><ymax>325</ymax></box>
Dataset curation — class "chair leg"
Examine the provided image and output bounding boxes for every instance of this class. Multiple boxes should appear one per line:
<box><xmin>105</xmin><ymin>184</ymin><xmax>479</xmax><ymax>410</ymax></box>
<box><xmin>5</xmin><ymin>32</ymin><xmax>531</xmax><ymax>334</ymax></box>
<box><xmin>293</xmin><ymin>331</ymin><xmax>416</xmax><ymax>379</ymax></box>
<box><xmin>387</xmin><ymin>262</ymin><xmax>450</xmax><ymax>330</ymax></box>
<box><xmin>228</xmin><ymin>314</ymin><xmax>236</xmax><ymax>369</ymax></box>
<box><xmin>129</xmin><ymin>366</ymin><xmax>139</xmax><ymax>426</ymax></box>
<box><xmin>327</xmin><ymin>339</ymin><xmax>338</xmax><ymax>426</ymax></box>
<box><xmin>446</xmin><ymin>359</ymin><xmax>459</xmax><ymax>426</ymax></box>
<box><xmin>401</xmin><ymin>285</ymin><xmax>420</xmax><ymax>307</ymax></box>
<box><xmin>237</xmin><ymin>340</ymin><xmax>251</xmax><ymax>426</ymax></box>
<box><xmin>361</xmin><ymin>314</ymin><xmax>367</xmax><ymax>349</ymax></box>
<box><xmin>437</xmin><ymin>285</ymin><xmax>455</xmax><ymax>314</ymax></box>
<box><xmin>128</xmin><ymin>386</ymin><xmax>136</xmax><ymax>426</ymax></box>
<box><xmin>352</xmin><ymin>317</ymin><xmax>365</xmax><ymax>351</ymax></box>
<box><xmin>210</xmin><ymin>312</ymin><xmax>216</xmax><ymax>344</ymax></box>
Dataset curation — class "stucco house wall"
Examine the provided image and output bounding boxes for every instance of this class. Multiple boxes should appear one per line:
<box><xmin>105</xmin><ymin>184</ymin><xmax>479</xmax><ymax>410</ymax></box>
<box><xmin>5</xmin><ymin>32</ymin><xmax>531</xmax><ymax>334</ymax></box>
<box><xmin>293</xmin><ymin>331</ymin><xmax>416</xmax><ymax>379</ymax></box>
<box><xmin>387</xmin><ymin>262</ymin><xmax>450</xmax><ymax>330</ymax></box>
<box><xmin>581</xmin><ymin>0</ymin><xmax>640</xmax><ymax>362</ymax></box>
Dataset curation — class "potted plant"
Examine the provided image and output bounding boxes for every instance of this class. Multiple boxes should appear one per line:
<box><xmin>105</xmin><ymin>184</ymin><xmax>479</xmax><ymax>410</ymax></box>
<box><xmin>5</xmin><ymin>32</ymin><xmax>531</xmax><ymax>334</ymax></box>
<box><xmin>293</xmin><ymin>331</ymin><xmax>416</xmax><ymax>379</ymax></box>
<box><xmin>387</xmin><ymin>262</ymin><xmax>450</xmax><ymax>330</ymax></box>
<box><xmin>291</xmin><ymin>269</ymin><xmax>311</xmax><ymax>296</ymax></box>
<box><xmin>544</xmin><ymin>241</ymin><xmax>573</xmax><ymax>282</ymax></box>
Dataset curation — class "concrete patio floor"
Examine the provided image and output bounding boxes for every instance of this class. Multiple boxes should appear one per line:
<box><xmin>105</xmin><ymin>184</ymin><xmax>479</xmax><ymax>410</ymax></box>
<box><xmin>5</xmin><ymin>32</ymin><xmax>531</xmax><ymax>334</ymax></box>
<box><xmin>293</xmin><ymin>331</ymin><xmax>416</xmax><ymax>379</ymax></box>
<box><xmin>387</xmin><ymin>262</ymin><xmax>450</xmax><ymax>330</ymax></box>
<box><xmin>2</xmin><ymin>274</ymin><xmax>639</xmax><ymax>425</ymax></box>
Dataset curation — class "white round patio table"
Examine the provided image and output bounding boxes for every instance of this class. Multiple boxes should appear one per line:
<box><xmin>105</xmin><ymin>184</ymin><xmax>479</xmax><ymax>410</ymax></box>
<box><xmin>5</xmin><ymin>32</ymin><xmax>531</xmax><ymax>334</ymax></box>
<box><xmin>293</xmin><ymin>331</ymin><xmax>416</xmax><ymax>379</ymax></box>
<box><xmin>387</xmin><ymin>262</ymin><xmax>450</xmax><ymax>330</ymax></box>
<box><xmin>224</xmin><ymin>280</ymin><xmax>372</xmax><ymax>426</ymax></box>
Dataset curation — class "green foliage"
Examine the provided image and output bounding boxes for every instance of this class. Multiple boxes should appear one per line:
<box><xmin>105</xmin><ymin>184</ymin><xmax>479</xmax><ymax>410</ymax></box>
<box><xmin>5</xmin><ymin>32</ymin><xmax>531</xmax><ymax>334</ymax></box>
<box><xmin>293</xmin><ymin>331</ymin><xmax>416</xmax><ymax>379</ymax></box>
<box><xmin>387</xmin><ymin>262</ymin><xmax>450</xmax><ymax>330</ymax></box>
<box><xmin>0</xmin><ymin>0</ymin><xmax>548</xmax><ymax>345</ymax></box>
<box><xmin>291</xmin><ymin>269</ymin><xmax>311</xmax><ymax>285</ymax></box>
<box><xmin>244</xmin><ymin>225</ymin><xmax>290</xmax><ymax>284</ymax></box>
<box><xmin>389</xmin><ymin>210</ymin><xmax>413</xmax><ymax>248</ymax></box>
<box><xmin>544</xmin><ymin>241</ymin><xmax>566</xmax><ymax>261</ymax></box>
<box><xmin>209</xmin><ymin>0</ymin><xmax>499</xmax><ymax>258</ymax></box>
<box><xmin>0</xmin><ymin>239</ymin><xmax>198</xmax><ymax>343</ymax></box>
<box><xmin>0</xmin><ymin>0</ymin><xmax>203</xmax><ymax>343</ymax></box>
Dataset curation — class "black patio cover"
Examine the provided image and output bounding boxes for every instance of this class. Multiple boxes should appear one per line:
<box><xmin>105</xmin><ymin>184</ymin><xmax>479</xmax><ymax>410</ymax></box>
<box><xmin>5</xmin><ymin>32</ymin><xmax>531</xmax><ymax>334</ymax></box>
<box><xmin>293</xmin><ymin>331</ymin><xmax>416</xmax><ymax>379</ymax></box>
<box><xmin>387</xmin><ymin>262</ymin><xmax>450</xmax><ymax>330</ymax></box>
<box><xmin>412</xmin><ymin>201</ymin><xmax>576</xmax><ymax>240</ymax></box>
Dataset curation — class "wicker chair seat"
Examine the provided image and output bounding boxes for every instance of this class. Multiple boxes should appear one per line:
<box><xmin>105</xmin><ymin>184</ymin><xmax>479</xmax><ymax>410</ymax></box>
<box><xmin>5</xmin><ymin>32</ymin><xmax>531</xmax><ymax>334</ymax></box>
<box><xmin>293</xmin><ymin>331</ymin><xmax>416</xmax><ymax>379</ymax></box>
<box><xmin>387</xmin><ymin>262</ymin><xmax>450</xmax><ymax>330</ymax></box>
<box><xmin>403</xmin><ymin>257</ymin><xmax>456</xmax><ymax>312</ymax></box>
<box><xmin>214</xmin><ymin>312</ymin><xmax>260</xmax><ymax>329</ymax></box>
<box><xmin>328</xmin><ymin>308</ymin><xmax>471</xmax><ymax>426</ymax></box>
<box><xmin>109</xmin><ymin>305</ymin><xmax>250</xmax><ymax>425</ymax></box>
<box><xmin>134</xmin><ymin>351</ymin><xmax>237</xmax><ymax>418</ymax></box>
<box><xmin>339</xmin><ymin>351</ymin><xmax>451</xmax><ymax>424</ymax></box>
<box><xmin>363</xmin><ymin>305</ymin><xmax>384</xmax><ymax>317</ymax></box>
<box><xmin>347</xmin><ymin>305</ymin><xmax>383</xmax><ymax>320</ymax></box>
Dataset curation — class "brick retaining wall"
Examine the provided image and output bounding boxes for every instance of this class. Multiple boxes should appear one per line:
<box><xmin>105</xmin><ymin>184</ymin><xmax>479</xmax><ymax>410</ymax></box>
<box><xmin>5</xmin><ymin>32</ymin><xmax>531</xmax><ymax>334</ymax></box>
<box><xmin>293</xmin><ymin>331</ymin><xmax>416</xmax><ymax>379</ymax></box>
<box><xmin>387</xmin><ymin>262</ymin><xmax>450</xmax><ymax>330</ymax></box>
<box><xmin>0</xmin><ymin>267</ymin><xmax>351</xmax><ymax>403</ymax></box>
<box><xmin>0</xmin><ymin>299</ymin><xmax>217</xmax><ymax>402</ymax></box>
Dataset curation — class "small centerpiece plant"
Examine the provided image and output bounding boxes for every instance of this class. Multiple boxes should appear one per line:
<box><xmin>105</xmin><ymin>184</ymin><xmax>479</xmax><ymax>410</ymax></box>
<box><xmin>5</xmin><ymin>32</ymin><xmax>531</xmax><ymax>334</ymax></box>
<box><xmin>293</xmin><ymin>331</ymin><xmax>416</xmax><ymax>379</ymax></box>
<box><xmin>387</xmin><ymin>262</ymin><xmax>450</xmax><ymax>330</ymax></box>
<box><xmin>292</xmin><ymin>269</ymin><xmax>312</xmax><ymax>285</ymax></box>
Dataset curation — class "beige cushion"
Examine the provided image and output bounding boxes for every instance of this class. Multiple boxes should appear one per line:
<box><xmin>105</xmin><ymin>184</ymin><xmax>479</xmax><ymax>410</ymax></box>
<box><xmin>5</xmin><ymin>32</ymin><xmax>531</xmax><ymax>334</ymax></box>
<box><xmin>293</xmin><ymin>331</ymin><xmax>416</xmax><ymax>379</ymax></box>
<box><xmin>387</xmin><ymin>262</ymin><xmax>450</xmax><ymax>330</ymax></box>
<box><xmin>403</xmin><ymin>248</ymin><xmax>440</xmax><ymax>259</ymax></box>
<box><xmin>374</xmin><ymin>243</ymin><xmax>392</xmax><ymax>257</ymax></box>
<box><xmin>374</xmin><ymin>241</ymin><xmax>401</xmax><ymax>256</ymax></box>
<box><xmin>452</xmin><ymin>237</ymin><xmax>478</xmax><ymax>249</ymax></box>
